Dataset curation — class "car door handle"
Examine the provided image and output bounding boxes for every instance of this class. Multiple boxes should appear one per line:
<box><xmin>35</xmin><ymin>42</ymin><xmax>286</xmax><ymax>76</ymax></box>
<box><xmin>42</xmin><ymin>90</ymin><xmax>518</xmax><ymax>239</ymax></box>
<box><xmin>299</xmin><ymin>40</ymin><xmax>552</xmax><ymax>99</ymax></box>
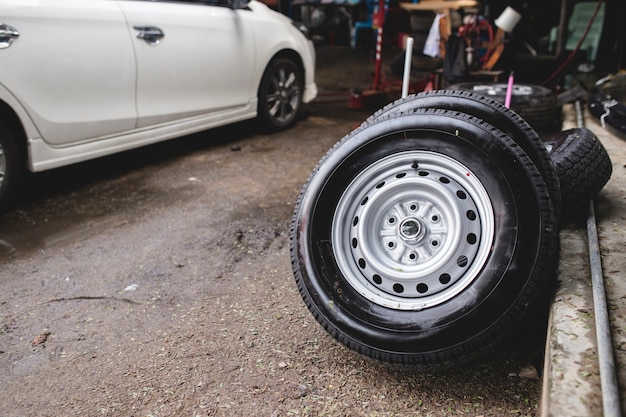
<box><xmin>0</xmin><ymin>23</ymin><xmax>19</xmax><ymax>49</ymax></box>
<box><xmin>133</xmin><ymin>26</ymin><xmax>164</xmax><ymax>46</ymax></box>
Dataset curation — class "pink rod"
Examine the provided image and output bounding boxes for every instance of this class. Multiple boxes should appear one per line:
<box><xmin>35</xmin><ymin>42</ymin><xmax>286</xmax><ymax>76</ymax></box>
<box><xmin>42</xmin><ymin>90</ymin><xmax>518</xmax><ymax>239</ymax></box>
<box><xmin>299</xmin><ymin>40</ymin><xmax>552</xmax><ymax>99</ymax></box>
<box><xmin>505</xmin><ymin>71</ymin><xmax>514</xmax><ymax>108</ymax></box>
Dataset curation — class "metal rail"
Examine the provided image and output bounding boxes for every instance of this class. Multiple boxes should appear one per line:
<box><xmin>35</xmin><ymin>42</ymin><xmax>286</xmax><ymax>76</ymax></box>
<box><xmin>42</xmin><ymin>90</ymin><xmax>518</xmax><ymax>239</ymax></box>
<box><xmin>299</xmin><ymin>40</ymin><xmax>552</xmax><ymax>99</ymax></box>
<box><xmin>576</xmin><ymin>99</ymin><xmax>623</xmax><ymax>417</ymax></box>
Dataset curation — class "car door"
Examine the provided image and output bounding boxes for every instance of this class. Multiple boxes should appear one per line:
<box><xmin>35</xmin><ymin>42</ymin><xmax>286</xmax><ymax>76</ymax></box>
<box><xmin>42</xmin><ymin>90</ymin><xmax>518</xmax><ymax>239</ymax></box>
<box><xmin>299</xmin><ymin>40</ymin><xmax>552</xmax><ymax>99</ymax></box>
<box><xmin>0</xmin><ymin>0</ymin><xmax>137</xmax><ymax>146</ymax></box>
<box><xmin>118</xmin><ymin>0</ymin><xmax>257</xmax><ymax>128</ymax></box>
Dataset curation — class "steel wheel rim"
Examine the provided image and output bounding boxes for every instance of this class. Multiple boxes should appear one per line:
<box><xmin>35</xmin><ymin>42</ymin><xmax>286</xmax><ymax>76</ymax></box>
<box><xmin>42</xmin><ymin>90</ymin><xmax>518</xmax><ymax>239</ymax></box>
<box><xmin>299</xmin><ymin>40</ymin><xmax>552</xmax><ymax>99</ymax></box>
<box><xmin>332</xmin><ymin>151</ymin><xmax>495</xmax><ymax>311</ymax></box>
<box><xmin>470</xmin><ymin>83</ymin><xmax>534</xmax><ymax>97</ymax></box>
<box><xmin>266</xmin><ymin>64</ymin><xmax>300</xmax><ymax>124</ymax></box>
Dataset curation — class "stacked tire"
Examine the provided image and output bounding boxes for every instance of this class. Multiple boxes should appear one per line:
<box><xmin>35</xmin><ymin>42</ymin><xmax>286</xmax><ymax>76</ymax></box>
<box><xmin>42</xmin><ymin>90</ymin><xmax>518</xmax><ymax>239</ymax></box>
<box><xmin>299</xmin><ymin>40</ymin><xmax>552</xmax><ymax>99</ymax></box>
<box><xmin>447</xmin><ymin>82</ymin><xmax>563</xmax><ymax>134</ymax></box>
<box><xmin>290</xmin><ymin>90</ymin><xmax>562</xmax><ymax>364</ymax></box>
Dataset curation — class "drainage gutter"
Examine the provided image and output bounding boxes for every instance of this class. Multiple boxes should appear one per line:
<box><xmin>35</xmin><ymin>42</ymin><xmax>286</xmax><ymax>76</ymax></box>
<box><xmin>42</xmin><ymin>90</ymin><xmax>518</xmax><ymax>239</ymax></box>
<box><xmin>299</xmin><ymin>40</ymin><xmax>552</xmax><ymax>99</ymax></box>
<box><xmin>578</xmin><ymin>100</ymin><xmax>622</xmax><ymax>417</ymax></box>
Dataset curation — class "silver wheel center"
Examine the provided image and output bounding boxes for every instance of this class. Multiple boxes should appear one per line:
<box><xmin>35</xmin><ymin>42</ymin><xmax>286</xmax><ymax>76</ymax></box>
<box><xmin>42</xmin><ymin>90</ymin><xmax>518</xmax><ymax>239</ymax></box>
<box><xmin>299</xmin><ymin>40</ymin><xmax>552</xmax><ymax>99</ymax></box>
<box><xmin>268</xmin><ymin>69</ymin><xmax>299</xmax><ymax>122</ymax></box>
<box><xmin>332</xmin><ymin>151</ymin><xmax>494</xmax><ymax>311</ymax></box>
<box><xmin>399</xmin><ymin>218</ymin><xmax>422</xmax><ymax>241</ymax></box>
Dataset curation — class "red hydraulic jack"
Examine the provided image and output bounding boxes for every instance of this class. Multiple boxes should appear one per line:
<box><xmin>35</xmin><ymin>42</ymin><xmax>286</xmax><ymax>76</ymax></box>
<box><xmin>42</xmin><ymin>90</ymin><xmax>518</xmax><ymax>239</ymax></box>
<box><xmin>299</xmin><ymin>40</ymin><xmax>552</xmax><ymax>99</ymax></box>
<box><xmin>348</xmin><ymin>0</ymin><xmax>425</xmax><ymax>109</ymax></box>
<box><xmin>348</xmin><ymin>0</ymin><xmax>389</xmax><ymax>110</ymax></box>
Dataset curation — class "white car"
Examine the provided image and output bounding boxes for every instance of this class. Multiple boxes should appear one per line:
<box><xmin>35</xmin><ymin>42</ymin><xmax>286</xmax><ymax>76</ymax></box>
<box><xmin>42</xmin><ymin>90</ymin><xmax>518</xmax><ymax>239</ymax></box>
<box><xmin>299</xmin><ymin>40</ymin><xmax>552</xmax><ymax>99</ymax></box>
<box><xmin>0</xmin><ymin>0</ymin><xmax>317</xmax><ymax>208</ymax></box>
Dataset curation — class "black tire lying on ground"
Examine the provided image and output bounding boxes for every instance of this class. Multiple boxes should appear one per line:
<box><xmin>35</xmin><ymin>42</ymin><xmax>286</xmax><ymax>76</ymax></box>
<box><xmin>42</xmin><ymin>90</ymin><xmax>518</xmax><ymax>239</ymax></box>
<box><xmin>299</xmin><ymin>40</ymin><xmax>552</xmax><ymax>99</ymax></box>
<box><xmin>542</xmin><ymin>127</ymin><xmax>612</xmax><ymax>221</ymax></box>
<box><xmin>291</xmin><ymin>106</ymin><xmax>559</xmax><ymax>364</ymax></box>
<box><xmin>447</xmin><ymin>82</ymin><xmax>563</xmax><ymax>133</ymax></box>
<box><xmin>367</xmin><ymin>90</ymin><xmax>562</xmax><ymax>223</ymax></box>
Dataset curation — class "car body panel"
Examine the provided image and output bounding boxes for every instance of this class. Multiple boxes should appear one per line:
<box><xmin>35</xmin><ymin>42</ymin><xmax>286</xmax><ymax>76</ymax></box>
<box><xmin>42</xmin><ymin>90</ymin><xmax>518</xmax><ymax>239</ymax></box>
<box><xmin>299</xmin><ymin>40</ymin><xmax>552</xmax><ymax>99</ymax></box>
<box><xmin>27</xmin><ymin>105</ymin><xmax>257</xmax><ymax>171</ymax></box>
<box><xmin>0</xmin><ymin>0</ymin><xmax>138</xmax><ymax>145</ymax></box>
<box><xmin>0</xmin><ymin>0</ymin><xmax>317</xmax><ymax>173</ymax></box>
<box><xmin>119</xmin><ymin>0</ymin><xmax>257</xmax><ymax>128</ymax></box>
<box><xmin>243</xmin><ymin>1</ymin><xmax>318</xmax><ymax>103</ymax></box>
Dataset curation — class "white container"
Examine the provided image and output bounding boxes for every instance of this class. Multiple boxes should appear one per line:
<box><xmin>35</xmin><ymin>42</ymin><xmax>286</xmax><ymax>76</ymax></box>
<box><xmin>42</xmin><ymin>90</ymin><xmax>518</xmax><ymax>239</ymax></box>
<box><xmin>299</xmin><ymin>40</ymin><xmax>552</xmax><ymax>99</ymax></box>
<box><xmin>495</xmin><ymin>6</ymin><xmax>522</xmax><ymax>33</ymax></box>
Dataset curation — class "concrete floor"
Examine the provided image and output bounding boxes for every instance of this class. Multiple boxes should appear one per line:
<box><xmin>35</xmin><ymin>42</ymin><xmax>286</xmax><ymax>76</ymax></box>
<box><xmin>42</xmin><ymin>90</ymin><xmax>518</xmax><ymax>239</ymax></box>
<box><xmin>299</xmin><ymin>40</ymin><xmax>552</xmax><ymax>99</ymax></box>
<box><xmin>541</xmin><ymin>103</ymin><xmax>626</xmax><ymax>417</ymax></box>
<box><xmin>0</xmin><ymin>43</ymin><xmax>623</xmax><ymax>416</ymax></box>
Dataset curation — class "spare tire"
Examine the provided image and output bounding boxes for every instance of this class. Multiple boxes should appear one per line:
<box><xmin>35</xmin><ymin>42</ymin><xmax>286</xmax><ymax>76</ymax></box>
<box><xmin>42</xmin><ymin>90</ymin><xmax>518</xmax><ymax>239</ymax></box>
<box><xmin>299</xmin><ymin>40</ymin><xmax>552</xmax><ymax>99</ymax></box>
<box><xmin>447</xmin><ymin>82</ymin><xmax>562</xmax><ymax>133</ymax></box>
<box><xmin>542</xmin><ymin>127</ymin><xmax>612</xmax><ymax>221</ymax></box>
<box><xmin>291</xmin><ymin>108</ymin><xmax>559</xmax><ymax>364</ymax></box>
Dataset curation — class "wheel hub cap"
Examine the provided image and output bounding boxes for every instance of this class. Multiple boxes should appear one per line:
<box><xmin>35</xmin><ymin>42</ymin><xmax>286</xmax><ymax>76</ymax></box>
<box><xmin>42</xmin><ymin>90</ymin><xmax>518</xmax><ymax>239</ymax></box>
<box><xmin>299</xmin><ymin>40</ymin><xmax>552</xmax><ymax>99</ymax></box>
<box><xmin>399</xmin><ymin>218</ymin><xmax>422</xmax><ymax>242</ymax></box>
<box><xmin>268</xmin><ymin>68</ymin><xmax>299</xmax><ymax>123</ymax></box>
<box><xmin>332</xmin><ymin>151</ymin><xmax>495</xmax><ymax>310</ymax></box>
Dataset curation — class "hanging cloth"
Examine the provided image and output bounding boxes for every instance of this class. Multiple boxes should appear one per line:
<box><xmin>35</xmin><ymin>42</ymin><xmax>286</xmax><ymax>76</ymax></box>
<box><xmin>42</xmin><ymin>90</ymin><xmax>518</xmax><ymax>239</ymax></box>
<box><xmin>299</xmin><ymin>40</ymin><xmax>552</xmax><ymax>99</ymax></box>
<box><xmin>423</xmin><ymin>13</ymin><xmax>446</xmax><ymax>58</ymax></box>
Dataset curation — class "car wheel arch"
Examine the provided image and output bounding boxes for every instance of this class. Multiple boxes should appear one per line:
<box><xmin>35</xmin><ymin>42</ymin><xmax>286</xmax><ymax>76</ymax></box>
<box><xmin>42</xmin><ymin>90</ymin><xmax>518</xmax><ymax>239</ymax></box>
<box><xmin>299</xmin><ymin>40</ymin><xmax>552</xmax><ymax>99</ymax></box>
<box><xmin>262</xmin><ymin>49</ymin><xmax>305</xmax><ymax>83</ymax></box>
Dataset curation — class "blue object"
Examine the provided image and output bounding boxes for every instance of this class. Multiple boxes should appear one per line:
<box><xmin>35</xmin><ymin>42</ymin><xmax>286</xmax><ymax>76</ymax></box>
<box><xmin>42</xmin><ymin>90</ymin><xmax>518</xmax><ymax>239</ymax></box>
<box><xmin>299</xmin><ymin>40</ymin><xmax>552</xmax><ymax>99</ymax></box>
<box><xmin>351</xmin><ymin>0</ymin><xmax>387</xmax><ymax>49</ymax></box>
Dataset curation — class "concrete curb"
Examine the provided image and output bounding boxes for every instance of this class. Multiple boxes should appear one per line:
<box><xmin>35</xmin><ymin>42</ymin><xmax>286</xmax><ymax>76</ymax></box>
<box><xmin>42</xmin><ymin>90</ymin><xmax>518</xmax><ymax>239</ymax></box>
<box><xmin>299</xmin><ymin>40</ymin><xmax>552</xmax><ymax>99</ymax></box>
<box><xmin>541</xmin><ymin>227</ymin><xmax>602</xmax><ymax>416</ymax></box>
<box><xmin>540</xmin><ymin>103</ymin><xmax>625</xmax><ymax>416</ymax></box>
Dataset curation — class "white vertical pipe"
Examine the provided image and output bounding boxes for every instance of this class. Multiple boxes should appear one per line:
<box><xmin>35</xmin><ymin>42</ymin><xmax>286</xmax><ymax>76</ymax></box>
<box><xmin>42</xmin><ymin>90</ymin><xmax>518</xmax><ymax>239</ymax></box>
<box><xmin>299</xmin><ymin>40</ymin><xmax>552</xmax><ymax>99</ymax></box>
<box><xmin>402</xmin><ymin>37</ymin><xmax>414</xmax><ymax>99</ymax></box>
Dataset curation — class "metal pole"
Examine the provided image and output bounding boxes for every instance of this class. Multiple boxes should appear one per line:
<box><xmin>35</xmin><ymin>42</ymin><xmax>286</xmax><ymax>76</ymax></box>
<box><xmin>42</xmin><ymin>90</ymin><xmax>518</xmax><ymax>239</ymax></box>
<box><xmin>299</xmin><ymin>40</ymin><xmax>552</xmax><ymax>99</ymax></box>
<box><xmin>372</xmin><ymin>0</ymin><xmax>385</xmax><ymax>91</ymax></box>
<box><xmin>587</xmin><ymin>202</ymin><xmax>622</xmax><ymax>417</ymax></box>
<box><xmin>556</xmin><ymin>0</ymin><xmax>570</xmax><ymax>56</ymax></box>
<box><xmin>372</xmin><ymin>27</ymin><xmax>383</xmax><ymax>91</ymax></box>
<box><xmin>402</xmin><ymin>37</ymin><xmax>414</xmax><ymax>99</ymax></box>
<box><xmin>576</xmin><ymin>100</ymin><xmax>623</xmax><ymax>417</ymax></box>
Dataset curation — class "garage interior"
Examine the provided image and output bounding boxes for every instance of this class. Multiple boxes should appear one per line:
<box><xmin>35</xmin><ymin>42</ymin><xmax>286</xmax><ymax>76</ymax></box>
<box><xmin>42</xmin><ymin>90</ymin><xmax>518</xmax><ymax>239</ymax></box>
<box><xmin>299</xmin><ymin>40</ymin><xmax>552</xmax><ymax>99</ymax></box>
<box><xmin>1</xmin><ymin>1</ymin><xmax>625</xmax><ymax>416</ymax></box>
<box><xmin>270</xmin><ymin>0</ymin><xmax>624</xmax><ymax>100</ymax></box>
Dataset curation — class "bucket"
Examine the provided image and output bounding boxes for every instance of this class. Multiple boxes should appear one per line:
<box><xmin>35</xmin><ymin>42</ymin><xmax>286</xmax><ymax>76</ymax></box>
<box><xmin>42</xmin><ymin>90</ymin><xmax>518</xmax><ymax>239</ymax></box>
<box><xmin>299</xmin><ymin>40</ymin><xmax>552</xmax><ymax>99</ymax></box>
<box><xmin>495</xmin><ymin>6</ymin><xmax>522</xmax><ymax>33</ymax></box>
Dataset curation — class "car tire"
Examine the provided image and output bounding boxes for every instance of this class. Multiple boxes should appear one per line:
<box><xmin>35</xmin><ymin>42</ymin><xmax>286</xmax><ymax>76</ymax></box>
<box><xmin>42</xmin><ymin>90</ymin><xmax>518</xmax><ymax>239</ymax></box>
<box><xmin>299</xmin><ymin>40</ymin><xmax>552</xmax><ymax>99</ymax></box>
<box><xmin>257</xmin><ymin>57</ymin><xmax>303</xmax><ymax>131</ymax></box>
<box><xmin>367</xmin><ymin>90</ymin><xmax>562</xmax><ymax>223</ymax></box>
<box><xmin>291</xmin><ymin>108</ymin><xmax>558</xmax><ymax>364</ymax></box>
<box><xmin>542</xmin><ymin>127</ymin><xmax>612</xmax><ymax>221</ymax></box>
<box><xmin>0</xmin><ymin>123</ymin><xmax>20</xmax><ymax>211</ymax></box>
<box><xmin>447</xmin><ymin>82</ymin><xmax>562</xmax><ymax>133</ymax></box>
